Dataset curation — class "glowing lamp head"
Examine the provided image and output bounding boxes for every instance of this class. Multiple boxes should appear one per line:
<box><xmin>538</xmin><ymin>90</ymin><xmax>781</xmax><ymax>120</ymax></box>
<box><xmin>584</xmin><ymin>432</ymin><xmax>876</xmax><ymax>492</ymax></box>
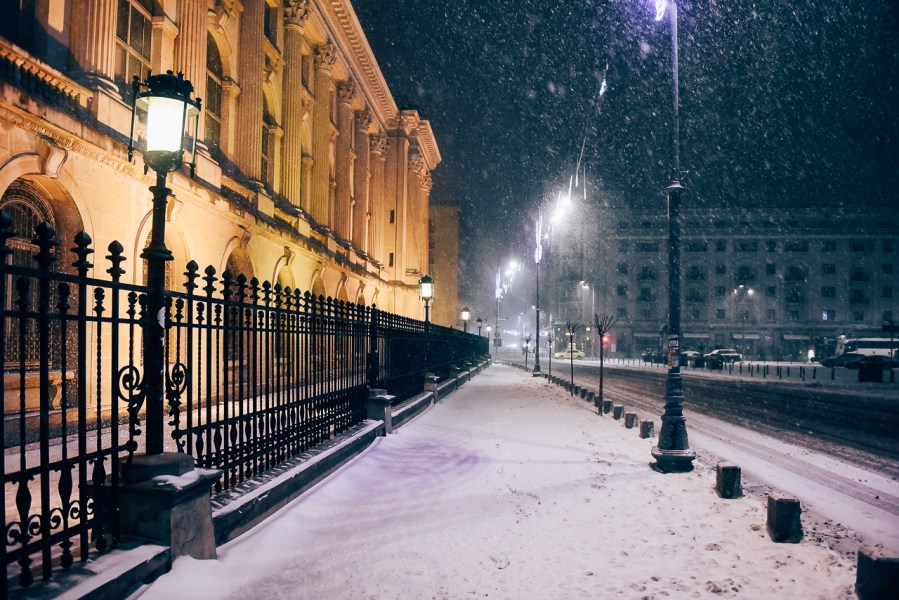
<box><xmin>461</xmin><ymin>307</ymin><xmax>471</xmax><ymax>323</ymax></box>
<box><xmin>419</xmin><ymin>274</ymin><xmax>434</xmax><ymax>301</ymax></box>
<box><xmin>129</xmin><ymin>70</ymin><xmax>201</xmax><ymax>174</ymax></box>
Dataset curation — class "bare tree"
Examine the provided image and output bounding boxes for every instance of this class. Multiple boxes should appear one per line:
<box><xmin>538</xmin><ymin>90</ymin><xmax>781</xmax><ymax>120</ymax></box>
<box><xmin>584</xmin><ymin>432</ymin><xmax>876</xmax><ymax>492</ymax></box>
<box><xmin>594</xmin><ymin>313</ymin><xmax>617</xmax><ymax>414</ymax></box>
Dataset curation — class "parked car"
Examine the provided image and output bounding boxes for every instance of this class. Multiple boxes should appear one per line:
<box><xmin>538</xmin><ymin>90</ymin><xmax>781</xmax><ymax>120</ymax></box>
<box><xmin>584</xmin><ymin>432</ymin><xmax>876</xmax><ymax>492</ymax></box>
<box><xmin>819</xmin><ymin>352</ymin><xmax>865</xmax><ymax>368</ymax></box>
<box><xmin>554</xmin><ymin>348</ymin><xmax>585</xmax><ymax>360</ymax></box>
<box><xmin>704</xmin><ymin>348</ymin><xmax>742</xmax><ymax>363</ymax></box>
<box><xmin>680</xmin><ymin>350</ymin><xmax>701</xmax><ymax>366</ymax></box>
<box><xmin>641</xmin><ymin>350</ymin><xmax>665</xmax><ymax>364</ymax></box>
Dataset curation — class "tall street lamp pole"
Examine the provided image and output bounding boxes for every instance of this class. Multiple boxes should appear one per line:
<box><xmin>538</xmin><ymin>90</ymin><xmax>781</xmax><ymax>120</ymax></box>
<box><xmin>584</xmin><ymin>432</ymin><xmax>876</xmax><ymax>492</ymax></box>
<box><xmin>461</xmin><ymin>306</ymin><xmax>471</xmax><ymax>333</ymax></box>
<box><xmin>533</xmin><ymin>214</ymin><xmax>543</xmax><ymax>375</ymax></box>
<box><xmin>420</xmin><ymin>274</ymin><xmax>434</xmax><ymax>371</ymax></box>
<box><xmin>651</xmin><ymin>0</ymin><xmax>695</xmax><ymax>473</ymax></box>
<box><xmin>128</xmin><ymin>70</ymin><xmax>201</xmax><ymax>457</ymax></box>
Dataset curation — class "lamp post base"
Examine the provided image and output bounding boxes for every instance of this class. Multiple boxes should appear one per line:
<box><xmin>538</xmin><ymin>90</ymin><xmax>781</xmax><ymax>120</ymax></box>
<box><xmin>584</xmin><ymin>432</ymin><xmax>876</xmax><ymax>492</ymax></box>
<box><xmin>650</xmin><ymin>445</ymin><xmax>696</xmax><ymax>473</ymax></box>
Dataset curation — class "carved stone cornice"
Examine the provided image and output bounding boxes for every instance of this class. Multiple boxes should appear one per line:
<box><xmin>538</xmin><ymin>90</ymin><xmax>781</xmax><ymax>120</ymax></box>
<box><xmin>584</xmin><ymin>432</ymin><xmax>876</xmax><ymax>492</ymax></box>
<box><xmin>0</xmin><ymin>102</ymin><xmax>142</xmax><ymax>179</ymax></box>
<box><xmin>284</xmin><ymin>0</ymin><xmax>311</xmax><ymax>29</ymax></box>
<box><xmin>354</xmin><ymin>109</ymin><xmax>372</xmax><ymax>132</ymax></box>
<box><xmin>314</xmin><ymin>44</ymin><xmax>336</xmax><ymax>71</ymax></box>
<box><xmin>336</xmin><ymin>79</ymin><xmax>356</xmax><ymax>105</ymax></box>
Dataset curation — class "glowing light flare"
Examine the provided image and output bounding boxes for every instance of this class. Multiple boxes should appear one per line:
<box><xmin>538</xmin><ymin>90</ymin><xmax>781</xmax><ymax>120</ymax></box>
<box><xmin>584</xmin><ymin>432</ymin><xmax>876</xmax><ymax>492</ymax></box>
<box><xmin>654</xmin><ymin>0</ymin><xmax>667</xmax><ymax>21</ymax></box>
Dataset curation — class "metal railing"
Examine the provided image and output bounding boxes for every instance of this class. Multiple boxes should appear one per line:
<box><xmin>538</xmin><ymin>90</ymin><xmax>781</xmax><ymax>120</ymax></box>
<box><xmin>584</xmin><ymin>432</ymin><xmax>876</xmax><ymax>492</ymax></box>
<box><xmin>0</xmin><ymin>215</ymin><xmax>486</xmax><ymax>590</ymax></box>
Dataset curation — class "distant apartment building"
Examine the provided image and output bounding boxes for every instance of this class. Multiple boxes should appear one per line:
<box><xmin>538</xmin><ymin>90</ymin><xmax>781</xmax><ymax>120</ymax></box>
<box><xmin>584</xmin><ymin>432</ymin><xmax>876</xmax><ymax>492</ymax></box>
<box><xmin>548</xmin><ymin>200</ymin><xmax>898</xmax><ymax>361</ymax></box>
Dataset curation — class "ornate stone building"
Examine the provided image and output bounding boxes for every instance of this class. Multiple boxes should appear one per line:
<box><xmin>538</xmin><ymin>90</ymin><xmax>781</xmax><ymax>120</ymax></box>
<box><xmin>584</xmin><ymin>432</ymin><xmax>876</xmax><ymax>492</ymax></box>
<box><xmin>0</xmin><ymin>0</ymin><xmax>439</xmax><ymax>319</ymax></box>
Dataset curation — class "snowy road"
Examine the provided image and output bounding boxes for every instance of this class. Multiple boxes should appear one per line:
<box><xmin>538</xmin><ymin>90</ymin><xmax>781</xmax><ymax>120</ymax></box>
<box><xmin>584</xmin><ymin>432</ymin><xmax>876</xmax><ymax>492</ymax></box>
<box><xmin>551</xmin><ymin>363</ymin><xmax>899</xmax><ymax>551</ymax></box>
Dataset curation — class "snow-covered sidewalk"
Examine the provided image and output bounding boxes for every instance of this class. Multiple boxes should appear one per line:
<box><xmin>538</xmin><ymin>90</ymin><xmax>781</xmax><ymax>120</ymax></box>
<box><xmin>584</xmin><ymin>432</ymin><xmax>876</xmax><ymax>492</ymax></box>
<box><xmin>135</xmin><ymin>364</ymin><xmax>856</xmax><ymax>599</ymax></box>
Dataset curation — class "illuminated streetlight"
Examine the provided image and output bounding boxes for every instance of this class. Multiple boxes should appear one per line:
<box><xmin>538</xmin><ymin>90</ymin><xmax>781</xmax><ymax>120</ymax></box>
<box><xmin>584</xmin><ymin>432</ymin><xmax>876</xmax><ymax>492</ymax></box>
<box><xmin>128</xmin><ymin>70</ymin><xmax>201</xmax><ymax>456</ymax></box>
<box><xmin>461</xmin><ymin>306</ymin><xmax>471</xmax><ymax>332</ymax></box>
<box><xmin>650</xmin><ymin>0</ymin><xmax>696</xmax><ymax>473</ymax></box>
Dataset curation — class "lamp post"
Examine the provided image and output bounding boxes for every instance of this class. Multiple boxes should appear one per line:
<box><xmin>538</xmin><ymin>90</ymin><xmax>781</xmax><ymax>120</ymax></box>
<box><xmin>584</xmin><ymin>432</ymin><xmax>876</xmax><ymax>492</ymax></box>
<box><xmin>476</xmin><ymin>317</ymin><xmax>483</xmax><ymax>336</ymax></box>
<box><xmin>128</xmin><ymin>70</ymin><xmax>201</xmax><ymax>456</ymax></box>
<box><xmin>533</xmin><ymin>214</ymin><xmax>544</xmax><ymax>375</ymax></box>
<box><xmin>650</xmin><ymin>0</ymin><xmax>696</xmax><ymax>473</ymax></box>
<box><xmin>420</xmin><ymin>274</ymin><xmax>434</xmax><ymax>373</ymax></box>
<box><xmin>461</xmin><ymin>306</ymin><xmax>471</xmax><ymax>332</ymax></box>
<box><xmin>733</xmin><ymin>285</ymin><xmax>754</xmax><ymax>357</ymax></box>
<box><xmin>419</xmin><ymin>274</ymin><xmax>434</xmax><ymax>328</ymax></box>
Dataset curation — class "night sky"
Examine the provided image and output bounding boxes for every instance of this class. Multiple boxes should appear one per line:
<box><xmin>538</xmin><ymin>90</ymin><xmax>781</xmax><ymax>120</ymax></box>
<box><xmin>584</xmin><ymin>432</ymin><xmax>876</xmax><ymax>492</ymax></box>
<box><xmin>353</xmin><ymin>0</ymin><xmax>899</xmax><ymax>305</ymax></box>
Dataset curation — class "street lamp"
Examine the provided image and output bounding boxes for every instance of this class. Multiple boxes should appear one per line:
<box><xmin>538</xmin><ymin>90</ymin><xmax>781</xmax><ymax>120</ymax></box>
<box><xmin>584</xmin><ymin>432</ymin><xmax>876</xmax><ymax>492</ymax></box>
<box><xmin>476</xmin><ymin>317</ymin><xmax>483</xmax><ymax>336</ymax></box>
<box><xmin>533</xmin><ymin>214</ymin><xmax>544</xmax><ymax>375</ymax></box>
<box><xmin>461</xmin><ymin>306</ymin><xmax>471</xmax><ymax>332</ymax></box>
<box><xmin>650</xmin><ymin>0</ymin><xmax>696</xmax><ymax>473</ymax></box>
<box><xmin>733</xmin><ymin>285</ymin><xmax>754</xmax><ymax>357</ymax></box>
<box><xmin>128</xmin><ymin>70</ymin><xmax>201</xmax><ymax>456</ymax></box>
<box><xmin>419</xmin><ymin>274</ymin><xmax>434</xmax><ymax>328</ymax></box>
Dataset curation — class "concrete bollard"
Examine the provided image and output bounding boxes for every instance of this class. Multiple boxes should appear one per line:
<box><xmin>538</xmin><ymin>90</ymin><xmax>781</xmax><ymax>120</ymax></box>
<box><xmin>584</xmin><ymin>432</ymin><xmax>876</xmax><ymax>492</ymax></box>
<box><xmin>586</xmin><ymin>391</ymin><xmax>595</xmax><ymax>404</ymax></box>
<box><xmin>767</xmin><ymin>493</ymin><xmax>802</xmax><ymax>543</ymax></box>
<box><xmin>612</xmin><ymin>404</ymin><xmax>624</xmax><ymax>420</ymax></box>
<box><xmin>580</xmin><ymin>388</ymin><xmax>588</xmax><ymax>400</ymax></box>
<box><xmin>715</xmin><ymin>462</ymin><xmax>743</xmax><ymax>499</ymax></box>
<box><xmin>856</xmin><ymin>546</ymin><xmax>899</xmax><ymax>600</ymax></box>
<box><xmin>639</xmin><ymin>420</ymin><xmax>654</xmax><ymax>439</ymax></box>
<box><xmin>602</xmin><ymin>399</ymin><xmax>613</xmax><ymax>414</ymax></box>
<box><xmin>624</xmin><ymin>412</ymin><xmax>637</xmax><ymax>428</ymax></box>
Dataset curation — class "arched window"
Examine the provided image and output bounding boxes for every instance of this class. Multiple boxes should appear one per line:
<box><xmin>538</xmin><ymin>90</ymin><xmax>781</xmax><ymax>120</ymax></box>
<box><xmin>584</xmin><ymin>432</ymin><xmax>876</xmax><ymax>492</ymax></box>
<box><xmin>205</xmin><ymin>33</ymin><xmax>224</xmax><ymax>158</ymax></box>
<box><xmin>2</xmin><ymin>182</ymin><xmax>55</xmax><ymax>368</ymax></box>
<box><xmin>115</xmin><ymin>0</ymin><xmax>154</xmax><ymax>100</ymax></box>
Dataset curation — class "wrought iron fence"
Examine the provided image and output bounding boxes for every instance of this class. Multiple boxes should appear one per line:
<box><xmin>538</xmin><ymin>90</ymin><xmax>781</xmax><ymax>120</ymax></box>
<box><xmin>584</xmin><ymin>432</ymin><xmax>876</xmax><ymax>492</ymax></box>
<box><xmin>1</xmin><ymin>216</ymin><xmax>486</xmax><ymax>590</ymax></box>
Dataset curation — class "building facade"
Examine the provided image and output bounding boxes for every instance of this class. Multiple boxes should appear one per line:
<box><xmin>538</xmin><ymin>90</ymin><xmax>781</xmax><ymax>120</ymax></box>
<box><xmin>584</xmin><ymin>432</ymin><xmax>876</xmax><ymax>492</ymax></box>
<box><xmin>547</xmin><ymin>196</ymin><xmax>898</xmax><ymax>362</ymax></box>
<box><xmin>428</xmin><ymin>203</ymin><xmax>460</xmax><ymax>329</ymax></box>
<box><xmin>0</xmin><ymin>0</ymin><xmax>439</xmax><ymax>323</ymax></box>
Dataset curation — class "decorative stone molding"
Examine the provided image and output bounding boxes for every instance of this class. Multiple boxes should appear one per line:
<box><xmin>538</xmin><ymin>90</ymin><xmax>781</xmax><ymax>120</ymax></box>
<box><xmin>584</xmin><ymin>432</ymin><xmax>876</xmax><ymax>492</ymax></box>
<box><xmin>355</xmin><ymin>110</ymin><xmax>373</xmax><ymax>132</ymax></box>
<box><xmin>336</xmin><ymin>80</ymin><xmax>356</xmax><ymax>105</ymax></box>
<box><xmin>408</xmin><ymin>147</ymin><xmax>425</xmax><ymax>175</ymax></box>
<box><xmin>369</xmin><ymin>132</ymin><xmax>388</xmax><ymax>155</ymax></box>
<box><xmin>419</xmin><ymin>172</ymin><xmax>433</xmax><ymax>193</ymax></box>
<box><xmin>284</xmin><ymin>0</ymin><xmax>311</xmax><ymax>29</ymax></box>
<box><xmin>314</xmin><ymin>44</ymin><xmax>336</xmax><ymax>71</ymax></box>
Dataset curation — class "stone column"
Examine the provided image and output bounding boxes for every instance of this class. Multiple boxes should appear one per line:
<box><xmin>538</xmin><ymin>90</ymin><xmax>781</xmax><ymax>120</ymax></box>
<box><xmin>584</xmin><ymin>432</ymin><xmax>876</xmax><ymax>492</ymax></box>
<box><xmin>407</xmin><ymin>147</ymin><xmax>423</xmax><ymax>277</ymax></box>
<box><xmin>334</xmin><ymin>80</ymin><xmax>356</xmax><ymax>242</ymax></box>
<box><xmin>310</xmin><ymin>44</ymin><xmax>336</xmax><ymax>230</ymax></box>
<box><xmin>220</xmin><ymin>78</ymin><xmax>240</xmax><ymax>159</ymax></box>
<box><xmin>281</xmin><ymin>0</ymin><xmax>311</xmax><ymax>207</ymax></box>
<box><xmin>385</xmin><ymin>129</ymin><xmax>410</xmax><ymax>280</ymax></box>
<box><xmin>174</xmin><ymin>0</ymin><xmax>208</xmax><ymax>111</ymax></box>
<box><xmin>352</xmin><ymin>110</ymin><xmax>373</xmax><ymax>254</ymax></box>
<box><xmin>69</xmin><ymin>0</ymin><xmax>117</xmax><ymax>91</ymax></box>
<box><xmin>235</xmin><ymin>0</ymin><xmax>265</xmax><ymax>183</ymax></box>
<box><xmin>419</xmin><ymin>170</ymin><xmax>433</xmax><ymax>277</ymax></box>
<box><xmin>368</xmin><ymin>133</ymin><xmax>388</xmax><ymax>263</ymax></box>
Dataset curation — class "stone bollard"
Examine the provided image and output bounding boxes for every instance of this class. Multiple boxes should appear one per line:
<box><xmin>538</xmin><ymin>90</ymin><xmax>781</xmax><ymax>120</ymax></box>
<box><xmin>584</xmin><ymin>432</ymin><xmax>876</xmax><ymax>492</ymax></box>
<box><xmin>767</xmin><ymin>492</ymin><xmax>802</xmax><ymax>543</ymax></box>
<box><xmin>624</xmin><ymin>412</ymin><xmax>637</xmax><ymax>428</ymax></box>
<box><xmin>715</xmin><ymin>462</ymin><xmax>743</xmax><ymax>499</ymax></box>
<box><xmin>586</xmin><ymin>391</ymin><xmax>595</xmax><ymax>405</ymax></box>
<box><xmin>580</xmin><ymin>388</ymin><xmax>588</xmax><ymax>400</ymax></box>
<box><xmin>612</xmin><ymin>404</ymin><xmax>624</xmax><ymax>420</ymax></box>
<box><xmin>639</xmin><ymin>420</ymin><xmax>654</xmax><ymax>439</ymax></box>
<box><xmin>424</xmin><ymin>373</ymin><xmax>440</xmax><ymax>402</ymax></box>
<box><xmin>367</xmin><ymin>388</ymin><xmax>396</xmax><ymax>435</ymax></box>
<box><xmin>602</xmin><ymin>399</ymin><xmax>613</xmax><ymax>414</ymax></box>
<box><xmin>856</xmin><ymin>546</ymin><xmax>899</xmax><ymax>600</ymax></box>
